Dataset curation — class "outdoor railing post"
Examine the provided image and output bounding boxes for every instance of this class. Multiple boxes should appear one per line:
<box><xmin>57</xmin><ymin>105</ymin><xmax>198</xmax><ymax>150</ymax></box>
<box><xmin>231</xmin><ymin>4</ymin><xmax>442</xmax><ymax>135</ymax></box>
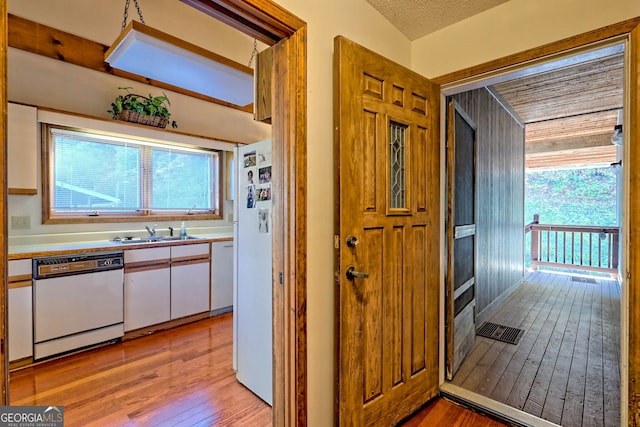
<box><xmin>531</xmin><ymin>214</ymin><xmax>540</xmax><ymax>270</ymax></box>
<box><xmin>611</xmin><ymin>230</ymin><xmax>620</xmax><ymax>271</ymax></box>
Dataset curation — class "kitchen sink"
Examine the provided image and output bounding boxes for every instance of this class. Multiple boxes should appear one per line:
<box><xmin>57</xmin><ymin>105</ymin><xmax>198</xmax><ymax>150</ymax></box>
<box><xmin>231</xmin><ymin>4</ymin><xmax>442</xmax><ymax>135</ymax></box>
<box><xmin>114</xmin><ymin>236</ymin><xmax>203</xmax><ymax>244</ymax></box>
<box><xmin>159</xmin><ymin>236</ymin><xmax>203</xmax><ymax>241</ymax></box>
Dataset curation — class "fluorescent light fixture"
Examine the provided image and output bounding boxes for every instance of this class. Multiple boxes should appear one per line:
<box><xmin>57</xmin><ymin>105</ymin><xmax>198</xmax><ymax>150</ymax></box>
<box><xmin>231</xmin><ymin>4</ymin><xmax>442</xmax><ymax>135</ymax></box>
<box><xmin>105</xmin><ymin>21</ymin><xmax>254</xmax><ymax>107</ymax></box>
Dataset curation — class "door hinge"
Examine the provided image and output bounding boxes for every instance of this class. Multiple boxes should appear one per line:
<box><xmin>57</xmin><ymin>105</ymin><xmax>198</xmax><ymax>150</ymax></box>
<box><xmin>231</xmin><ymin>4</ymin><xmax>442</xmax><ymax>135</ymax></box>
<box><xmin>279</xmin><ymin>271</ymin><xmax>284</xmax><ymax>285</ymax></box>
<box><xmin>334</xmin><ymin>235</ymin><xmax>340</xmax><ymax>249</ymax></box>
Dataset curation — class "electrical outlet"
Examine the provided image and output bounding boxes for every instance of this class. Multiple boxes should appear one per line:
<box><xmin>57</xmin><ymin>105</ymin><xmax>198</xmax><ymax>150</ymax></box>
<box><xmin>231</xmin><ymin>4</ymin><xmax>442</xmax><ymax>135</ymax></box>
<box><xmin>11</xmin><ymin>215</ymin><xmax>31</xmax><ymax>230</ymax></box>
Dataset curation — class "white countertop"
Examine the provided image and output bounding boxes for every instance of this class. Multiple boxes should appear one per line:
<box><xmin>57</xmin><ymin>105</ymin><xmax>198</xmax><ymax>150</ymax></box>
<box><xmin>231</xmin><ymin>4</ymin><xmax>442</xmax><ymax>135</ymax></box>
<box><xmin>9</xmin><ymin>232</ymin><xmax>234</xmax><ymax>259</ymax></box>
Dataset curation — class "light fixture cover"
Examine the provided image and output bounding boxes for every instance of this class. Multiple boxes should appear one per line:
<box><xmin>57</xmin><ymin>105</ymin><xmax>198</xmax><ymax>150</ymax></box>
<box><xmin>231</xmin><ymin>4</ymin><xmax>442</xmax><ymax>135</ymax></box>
<box><xmin>611</xmin><ymin>124</ymin><xmax>623</xmax><ymax>146</ymax></box>
<box><xmin>105</xmin><ymin>21</ymin><xmax>254</xmax><ymax>107</ymax></box>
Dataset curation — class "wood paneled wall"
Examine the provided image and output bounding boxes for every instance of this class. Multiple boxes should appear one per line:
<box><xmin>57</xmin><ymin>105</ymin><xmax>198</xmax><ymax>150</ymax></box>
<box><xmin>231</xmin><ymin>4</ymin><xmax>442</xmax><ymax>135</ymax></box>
<box><xmin>452</xmin><ymin>88</ymin><xmax>525</xmax><ymax>316</ymax></box>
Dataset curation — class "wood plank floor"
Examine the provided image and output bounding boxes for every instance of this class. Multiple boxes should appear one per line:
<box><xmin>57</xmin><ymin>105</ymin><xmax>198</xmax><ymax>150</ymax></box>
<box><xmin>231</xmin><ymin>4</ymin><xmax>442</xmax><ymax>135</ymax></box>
<box><xmin>401</xmin><ymin>398</ymin><xmax>508</xmax><ymax>427</ymax></box>
<box><xmin>9</xmin><ymin>313</ymin><xmax>272</xmax><ymax>426</ymax></box>
<box><xmin>450</xmin><ymin>271</ymin><xmax>621</xmax><ymax>427</ymax></box>
<box><xmin>8</xmin><ymin>312</ymin><xmax>504</xmax><ymax>426</ymax></box>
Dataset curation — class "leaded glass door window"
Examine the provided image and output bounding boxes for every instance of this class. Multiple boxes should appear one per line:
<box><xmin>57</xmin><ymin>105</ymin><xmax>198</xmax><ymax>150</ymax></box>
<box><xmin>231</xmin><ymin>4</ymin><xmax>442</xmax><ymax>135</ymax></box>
<box><xmin>387</xmin><ymin>118</ymin><xmax>411</xmax><ymax>214</ymax></box>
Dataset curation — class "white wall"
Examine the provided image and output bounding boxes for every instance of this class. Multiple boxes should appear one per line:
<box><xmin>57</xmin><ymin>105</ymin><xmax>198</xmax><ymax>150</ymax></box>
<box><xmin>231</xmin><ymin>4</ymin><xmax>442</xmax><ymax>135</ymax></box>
<box><xmin>7</xmin><ymin>0</ymin><xmax>271</xmax><ymax>242</ymax></box>
<box><xmin>412</xmin><ymin>0</ymin><xmax>640</xmax><ymax>78</ymax></box>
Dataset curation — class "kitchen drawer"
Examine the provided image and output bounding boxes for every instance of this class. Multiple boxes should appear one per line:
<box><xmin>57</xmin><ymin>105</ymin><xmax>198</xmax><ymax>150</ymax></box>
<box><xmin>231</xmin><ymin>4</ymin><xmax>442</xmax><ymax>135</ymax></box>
<box><xmin>124</xmin><ymin>246</ymin><xmax>171</xmax><ymax>264</ymax></box>
<box><xmin>9</xmin><ymin>259</ymin><xmax>32</xmax><ymax>278</ymax></box>
<box><xmin>170</xmin><ymin>243</ymin><xmax>209</xmax><ymax>259</ymax></box>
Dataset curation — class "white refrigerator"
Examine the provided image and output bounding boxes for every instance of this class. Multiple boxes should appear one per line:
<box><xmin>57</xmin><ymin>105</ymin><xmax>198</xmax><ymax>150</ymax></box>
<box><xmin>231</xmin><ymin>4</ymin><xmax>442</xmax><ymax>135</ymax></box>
<box><xmin>233</xmin><ymin>139</ymin><xmax>273</xmax><ymax>405</ymax></box>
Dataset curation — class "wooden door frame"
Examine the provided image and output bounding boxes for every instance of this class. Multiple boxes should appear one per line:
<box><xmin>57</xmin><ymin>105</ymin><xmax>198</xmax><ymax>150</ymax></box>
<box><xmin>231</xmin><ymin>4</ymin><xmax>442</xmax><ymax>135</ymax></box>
<box><xmin>434</xmin><ymin>17</ymin><xmax>640</xmax><ymax>425</ymax></box>
<box><xmin>0</xmin><ymin>0</ymin><xmax>8</xmax><ymax>405</ymax></box>
<box><xmin>1</xmin><ymin>0</ymin><xmax>308</xmax><ymax>424</ymax></box>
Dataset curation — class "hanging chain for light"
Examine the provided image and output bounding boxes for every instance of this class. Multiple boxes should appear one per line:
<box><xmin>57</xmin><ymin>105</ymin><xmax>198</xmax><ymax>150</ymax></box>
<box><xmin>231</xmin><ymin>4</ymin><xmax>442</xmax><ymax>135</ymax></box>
<box><xmin>247</xmin><ymin>39</ymin><xmax>259</xmax><ymax>67</ymax></box>
<box><xmin>121</xmin><ymin>0</ymin><xmax>146</xmax><ymax>32</ymax></box>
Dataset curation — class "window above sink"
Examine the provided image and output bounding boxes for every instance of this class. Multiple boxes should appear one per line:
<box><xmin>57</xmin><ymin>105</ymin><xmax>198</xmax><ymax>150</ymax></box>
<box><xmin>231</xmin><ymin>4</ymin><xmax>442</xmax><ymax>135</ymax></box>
<box><xmin>42</xmin><ymin>124</ymin><xmax>222</xmax><ymax>224</ymax></box>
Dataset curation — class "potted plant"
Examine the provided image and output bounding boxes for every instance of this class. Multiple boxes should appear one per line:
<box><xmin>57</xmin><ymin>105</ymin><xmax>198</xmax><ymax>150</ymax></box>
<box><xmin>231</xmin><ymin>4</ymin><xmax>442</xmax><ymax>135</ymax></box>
<box><xmin>108</xmin><ymin>87</ymin><xmax>178</xmax><ymax>128</ymax></box>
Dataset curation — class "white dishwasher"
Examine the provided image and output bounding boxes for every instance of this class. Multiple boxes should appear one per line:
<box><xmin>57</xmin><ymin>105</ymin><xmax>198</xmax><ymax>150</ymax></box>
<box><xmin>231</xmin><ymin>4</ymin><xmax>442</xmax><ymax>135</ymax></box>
<box><xmin>33</xmin><ymin>251</ymin><xmax>124</xmax><ymax>360</ymax></box>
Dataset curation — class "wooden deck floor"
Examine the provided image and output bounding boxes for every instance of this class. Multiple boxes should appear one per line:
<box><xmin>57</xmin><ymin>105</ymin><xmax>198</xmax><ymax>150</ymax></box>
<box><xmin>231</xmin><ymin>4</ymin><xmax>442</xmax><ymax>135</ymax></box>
<box><xmin>450</xmin><ymin>270</ymin><xmax>621</xmax><ymax>427</ymax></box>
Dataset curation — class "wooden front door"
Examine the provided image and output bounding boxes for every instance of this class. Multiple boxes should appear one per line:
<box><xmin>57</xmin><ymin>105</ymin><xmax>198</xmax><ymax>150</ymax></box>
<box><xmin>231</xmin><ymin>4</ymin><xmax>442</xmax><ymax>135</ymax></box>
<box><xmin>334</xmin><ymin>36</ymin><xmax>440</xmax><ymax>426</ymax></box>
<box><xmin>445</xmin><ymin>100</ymin><xmax>477</xmax><ymax>379</ymax></box>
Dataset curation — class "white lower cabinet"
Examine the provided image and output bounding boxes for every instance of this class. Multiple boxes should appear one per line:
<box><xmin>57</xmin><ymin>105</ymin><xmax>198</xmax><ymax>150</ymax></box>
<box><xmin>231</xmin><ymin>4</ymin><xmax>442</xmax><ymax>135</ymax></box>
<box><xmin>124</xmin><ymin>268</ymin><xmax>171</xmax><ymax>331</ymax></box>
<box><xmin>9</xmin><ymin>287</ymin><xmax>33</xmax><ymax>361</ymax></box>
<box><xmin>8</xmin><ymin>259</ymin><xmax>33</xmax><ymax>362</ymax></box>
<box><xmin>124</xmin><ymin>243</ymin><xmax>211</xmax><ymax>331</ymax></box>
<box><xmin>124</xmin><ymin>247</ymin><xmax>171</xmax><ymax>332</ymax></box>
<box><xmin>171</xmin><ymin>243</ymin><xmax>210</xmax><ymax>319</ymax></box>
<box><xmin>211</xmin><ymin>240</ymin><xmax>234</xmax><ymax>312</ymax></box>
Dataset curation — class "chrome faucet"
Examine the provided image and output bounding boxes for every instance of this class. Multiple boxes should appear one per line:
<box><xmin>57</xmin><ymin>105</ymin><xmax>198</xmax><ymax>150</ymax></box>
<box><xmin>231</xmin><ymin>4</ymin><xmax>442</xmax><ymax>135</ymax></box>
<box><xmin>145</xmin><ymin>224</ymin><xmax>158</xmax><ymax>238</ymax></box>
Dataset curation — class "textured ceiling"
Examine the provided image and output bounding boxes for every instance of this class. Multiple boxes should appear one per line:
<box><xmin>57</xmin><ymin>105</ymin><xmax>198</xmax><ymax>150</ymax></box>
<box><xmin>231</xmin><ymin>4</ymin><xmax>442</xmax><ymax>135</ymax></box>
<box><xmin>366</xmin><ymin>0</ymin><xmax>510</xmax><ymax>40</ymax></box>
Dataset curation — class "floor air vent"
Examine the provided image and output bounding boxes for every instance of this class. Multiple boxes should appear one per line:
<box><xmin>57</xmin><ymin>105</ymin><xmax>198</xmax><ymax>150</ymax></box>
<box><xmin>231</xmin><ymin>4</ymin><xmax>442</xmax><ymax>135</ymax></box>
<box><xmin>571</xmin><ymin>276</ymin><xmax>597</xmax><ymax>284</ymax></box>
<box><xmin>476</xmin><ymin>322</ymin><xmax>524</xmax><ymax>345</ymax></box>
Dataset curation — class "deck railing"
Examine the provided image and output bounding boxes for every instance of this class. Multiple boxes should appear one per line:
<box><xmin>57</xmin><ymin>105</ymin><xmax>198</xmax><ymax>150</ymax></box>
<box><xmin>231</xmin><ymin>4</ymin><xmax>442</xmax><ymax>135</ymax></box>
<box><xmin>525</xmin><ymin>214</ymin><xmax>620</xmax><ymax>277</ymax></box>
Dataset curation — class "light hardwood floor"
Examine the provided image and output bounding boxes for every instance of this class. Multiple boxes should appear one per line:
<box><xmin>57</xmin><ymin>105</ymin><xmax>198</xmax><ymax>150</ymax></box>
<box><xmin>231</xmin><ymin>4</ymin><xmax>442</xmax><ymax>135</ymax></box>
<box><xmin>401</xmin><ymin>398</ymin><xmax>508</xmax><ymax>427</ymax></box>
<box><xmin>10</xmin><ymin>313</ymin><xmax>272</xmax><ymax>426</ymax></box>
<box><xmin>450</xmin><ymin>270</ymin><xmax>620</xmax><ymax>427</ymax></box>
<box><xmin>9</xmin><ymin>312</ymin><xmax>504</xmax><ymax>426</ymax></box>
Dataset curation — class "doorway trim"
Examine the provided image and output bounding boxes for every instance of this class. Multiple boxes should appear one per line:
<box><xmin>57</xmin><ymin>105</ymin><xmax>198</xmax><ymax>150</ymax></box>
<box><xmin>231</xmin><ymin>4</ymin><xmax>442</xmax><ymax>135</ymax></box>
<box><xmin>1</xmin><ymin>0</ymin><xmax>308</xmax><ymax>424</ymax></box>
<box><xmin>434</xmin><ymin>17</ymin><xmax>640</xmax><ymax>425</ymax></box>
<box><xmin>0</xmin><ymin>1</ymin><xmax>8</xmax><ymax>405</ymax></box>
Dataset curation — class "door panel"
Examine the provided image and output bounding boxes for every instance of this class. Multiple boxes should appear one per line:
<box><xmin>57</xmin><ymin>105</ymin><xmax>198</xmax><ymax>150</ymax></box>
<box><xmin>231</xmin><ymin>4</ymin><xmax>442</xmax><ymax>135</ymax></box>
<box><xmin>334</xmin><ymin>36</ymin><xmax>440</xmax><ymax>426</ymax></box>
<box><xmin>446</xmin><ymin>100</ymin><xmax>477</xmax><ymax>379</ymax></box>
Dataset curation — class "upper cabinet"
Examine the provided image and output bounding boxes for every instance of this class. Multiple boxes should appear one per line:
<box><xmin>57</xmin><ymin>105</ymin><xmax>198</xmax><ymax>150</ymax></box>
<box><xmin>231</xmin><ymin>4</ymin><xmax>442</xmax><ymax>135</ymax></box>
<box><xmin>8</xmin><ymin>103</ymin><xmax>38</xmax><ymax>195</ymax></box>
<box><xmin>254</xmin><ymin>47</ymin><xmax>273</xmax><ymax>124</ymax></box>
